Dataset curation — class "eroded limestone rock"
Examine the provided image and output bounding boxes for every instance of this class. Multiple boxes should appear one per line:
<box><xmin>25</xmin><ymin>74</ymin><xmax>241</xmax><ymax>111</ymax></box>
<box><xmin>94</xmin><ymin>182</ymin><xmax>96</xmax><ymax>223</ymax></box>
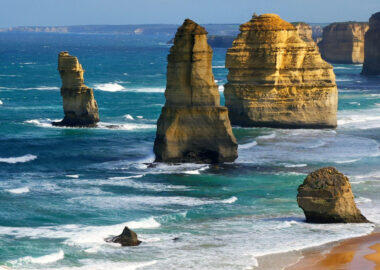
<box><xmin>224</xmin><ymin>14</ymin><xmax>337</xmax><ymax>128</ymax></box>
<box><xmin>318</xmin><ymin>22</ymin><xmax>369</xmax><ymax>64</ymax></box>
<box><xmin>292</xmin><ymin>22</ymin><xmax>314</xmax><ymax>43</ymax></box>
<box><xmin>53</xmin><ymin>52</ymin><xmax>99</xmax><ymax>127</ymax></box>
<box><xmin>154</xmin><ymin>19</ymin><xmax>237</xmax><ymax>163</ymax></box>
<box><xmin>362</xmin><ymin>12</ymin><xmax>380</xmax><ymax>75</ymax></box>
<box><xmin>297</xmin><ymin>167</ymin><xmax>369</xmax><ymax>223</ymax></box>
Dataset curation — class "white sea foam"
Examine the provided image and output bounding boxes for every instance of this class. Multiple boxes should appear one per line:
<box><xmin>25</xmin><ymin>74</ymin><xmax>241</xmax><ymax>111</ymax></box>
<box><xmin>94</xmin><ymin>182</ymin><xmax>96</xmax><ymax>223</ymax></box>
<box><xmin>355</xmin><ymin>197</ymin><xmax>372</xmax><ymax>204</ymax></box>
<box><xmin>218</xmin><ymin>85</ymin><xmax>224</xmax><ymax>92</ymax></box>
<box><xmin>20</xmin><ymin>62</ymin><xmax>36</xmax><ymax>65</ymax></box>
<box><xmin>0</xmin><ymin>74</ymin><xmax>20</xmax><ymax>77</ymax></box>
<box><xmin>221</xmin><ymin>196</ymin><xmax>238</xmax><ymax>204</ymax></box>
<box><xmin>283</xmin><ymin>163</ymin><xmax>307</xmax><ymax>168</ymax></box>
<box><xmin>0</xmin><ymin>100</ymin><xmax>3</xmax><ymax>105</ymax></box>
<box><xmin>94</xmin><ymin>83</ymin><xmax>125</xmax><ymax>92</ymax></box>
<box><xmin>239</xmin><ymin>140</ymin><xmax>258</xmax><ymax>149</ymax></box>
<box><xmin>108</xmin><ymin>175</ymin><xmax>144</xmax><ymax>180</ymax></box>
<box><xmin>335</xmin><ymin>158</ymin><xmax>360</xmax><ymax>164</ymax></box>
<box><xmin>31</xmin><ymin>86</ymin><xmax>59</xmax><ymax>90</ymax></box>
<box><xmin>6</xmin><ymin>187</ymin><xmax>30</xmax><ymax>194</ymax></box>
<box><xmin>0</xmin><ymin>154</ymin><xmax>37</xmax><ymax>164</ymax></box>
<box><xmin>39</xmin><ymin>260</ymin><xmax>158</xmax><ymax>270</ymax></box>
<box><xmin>25</xmin><ymin>118</ymin><xmax>57</xmax><ymax>128</ymax></box>
<box><xmin>349</xmin><ymin>102</ymin><xmax>360</xmax><ymax>105</ymax></box>
<box><xmin>66</xmin><ymin>175</ymin><xmax>79</xmax><ymax>179</ymax></box>
<box><xmin>136</xmin><ymin>116</ymin><xmax>143</xmax><ymax>119</ymax></box>
<box><xmin>336</xmin><ymin>78</ymin><xmax>351</xmax><ymax>82</ymax></box>
<box><xmin>256</xmin><ymin>132</ymin><xmax>276</xmax><ymax>140</ymax></box>
<box><xmin>11</xmin><ymin>250</ymin><xmax>64</xmax><ymax>265</ymax></box>
<box><xmin>124</xmin><ymin>114</ymin><xmax>134</xmax><ymax>120</ymax></box>
<box><xmin>212</xmin><ymin>65</ymin><xmax>225</xmax><ymax>68</ymax></box>
<box><xmin>338</xmin><ymin>108</ymin><xmax>380</xmax><ymax>129</ymax></box>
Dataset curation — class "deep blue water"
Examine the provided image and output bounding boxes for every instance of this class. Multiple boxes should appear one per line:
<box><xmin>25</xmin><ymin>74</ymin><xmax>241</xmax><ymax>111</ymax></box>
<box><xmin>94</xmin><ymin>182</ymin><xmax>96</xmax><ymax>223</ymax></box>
<box><xmin>0</xmin><ymin>33</ymin><xmax>379</xmax><ymax>269</ymax></box>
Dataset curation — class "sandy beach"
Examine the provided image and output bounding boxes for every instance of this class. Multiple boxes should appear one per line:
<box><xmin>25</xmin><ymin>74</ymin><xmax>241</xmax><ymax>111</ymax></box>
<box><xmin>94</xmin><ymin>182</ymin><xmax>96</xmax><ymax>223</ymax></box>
<box><xmin>285</xmin><ymin>232</ymin><xmax>380</xmax><ymax>270</ymax></box>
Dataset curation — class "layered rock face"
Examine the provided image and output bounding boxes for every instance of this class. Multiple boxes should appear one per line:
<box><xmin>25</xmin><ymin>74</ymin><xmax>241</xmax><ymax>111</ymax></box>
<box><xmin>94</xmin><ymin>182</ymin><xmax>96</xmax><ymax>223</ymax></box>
<box><xmin>297</xmin><ymin>167</ymin><xmax>369</xmax><ymax>223</ymax></box>
<box><xmin>318</xmin><ymin>22</ymin><xmax>369</xmax><ymax>63</ymax></box>
<box><xmin>154</xmin><ymin>19</ymin><xmax>238</xmax><ymax>163</ymax></box>
<box><xmin>224</xmin><ymin>14</ymin><xmax>337</xmax><ymax>128</ymax></box>
<box><xmin>53</xmin><ymin>52</ymin><xmax>99</xmax><ymax>127</ymax></box>
<box><xmin>292</xmin><ymin>22</ymin><xmax>314</xmax><ymax>43</ymax></box>
<box><xmin>362</xmin><ymin>12</ymin><xmax>380</xmax><ymax>75</ymax></box>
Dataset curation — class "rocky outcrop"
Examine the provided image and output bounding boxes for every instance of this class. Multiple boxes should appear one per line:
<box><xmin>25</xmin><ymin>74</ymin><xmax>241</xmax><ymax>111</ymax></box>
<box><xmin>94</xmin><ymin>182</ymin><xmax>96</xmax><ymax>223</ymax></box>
<box><xmin>362</xmin><ymin>12</ymin><xmax>380</xmax><ymax>75</ymax></box>
<box><xmin>318</xmin><ymin>22</ymin><xmax>369</xmax><ymax>63</ymax></box>
<box><xmin>224</xmin><ymin>14</ymin><xmax>337</xmax><ymax>128</ymax></box>
<box><xmin>297</xmin><ymin>167</ymin><xmax>369</xmax><ymax>223</ymax></box>
<box><xmin>154</xmin><ymin>19</ymin><xmax>238</xmax><ymax>163</ymax></box>
<box><xmin>53</xmin><ymin>52</ymin><xmax>99</xmax><ymax>127</ymax></box>
<box><xmin>292</xmin><ymin>22</ymin><xmax>314</xmax><ymax>43</ymax></box>
<box><xmin>106</xmin><ymin>226</ymin><xmax>141</xmax><ymax>246</ymax></box>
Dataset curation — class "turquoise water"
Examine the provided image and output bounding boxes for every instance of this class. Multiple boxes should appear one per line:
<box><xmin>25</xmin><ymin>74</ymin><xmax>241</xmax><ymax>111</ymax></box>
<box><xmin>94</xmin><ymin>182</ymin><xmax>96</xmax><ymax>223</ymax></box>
<box><xmin>0</xmin><ymin>33</ymin><xmax>379</xmax><ymax>269</ymax></box>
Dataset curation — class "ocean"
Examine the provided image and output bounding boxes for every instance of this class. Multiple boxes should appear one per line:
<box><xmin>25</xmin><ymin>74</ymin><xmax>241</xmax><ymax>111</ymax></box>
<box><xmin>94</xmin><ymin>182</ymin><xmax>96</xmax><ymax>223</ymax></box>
<box><xmin>0</xmin><ymin>32</ymin><xmax>379</xmax><ymax>269</ymax></box>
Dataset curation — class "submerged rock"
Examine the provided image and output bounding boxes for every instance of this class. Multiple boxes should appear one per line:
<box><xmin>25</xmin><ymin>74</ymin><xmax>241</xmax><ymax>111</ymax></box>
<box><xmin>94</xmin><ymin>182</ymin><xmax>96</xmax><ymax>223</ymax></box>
<box><xmin>297</xmin><ymin>167</ymin><xmax>369</xmax><ymax>223</ymax></box>
<box><xmin>224</xmin><ymin>14</ymin><xmax>337</xmax><ymax>128</ymax></box>
<box><xmin>106</xmin><ymin>226</ymin><xmax>141</xmax><ymax>246</ymax></box>
<box><xmin>53</xmin><ymin>52</ymin><xmax>99</xmax><ymax>127</ymax></box>
<box><xmin>362</xmin><ymin>12</ymin><xmax>380</xmax><ymax>75</ymax></box>
<box><xmin>154</xmin><ymin>19</ymin><xmax>238</xmax><ymax>163</ymax></box>
<box><xmin>318</xmin><ymin>22</ymin><xmax>369</xmax><ymax>64</ymax></box>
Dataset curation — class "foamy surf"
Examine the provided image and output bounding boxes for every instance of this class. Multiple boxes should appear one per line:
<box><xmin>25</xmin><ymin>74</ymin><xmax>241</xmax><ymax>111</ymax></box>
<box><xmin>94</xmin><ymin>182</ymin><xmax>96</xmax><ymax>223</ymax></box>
<box><xmin>0</xmin><ymin>100</ymin><xmax>3</xmax><ymax>105</ymax></box>
<box><xmin>6</xmin><ymin>187</ymin><xmax>30</xmax><ymax>194</ymax></box>
<box><xmin>239</xmin><ymin>140</ymin><xmax>258</xmax><ymax>149</ymax></box>
<box><xmin>93</xmin><ymin>83</ymin><xmax>165</xmax><ymax>93</ymax></box>
<box><xmin>0</xmin><ymin>154</ymin><xmax>37</xmax><ymax>164</ymax></box>
<box><xmin>66</xmin><ymin>175</ymin><xmax>79</xmax><ymax>179</ymax></box>
<box><xmin>10</xmin><ymin>250</ymin><xmax>64</xmax><ymax>265</ymax></box>
<box><xmin>124</xmin><ymin>114</ymin><xmax>134</xmax><ymax>120</ymax></box>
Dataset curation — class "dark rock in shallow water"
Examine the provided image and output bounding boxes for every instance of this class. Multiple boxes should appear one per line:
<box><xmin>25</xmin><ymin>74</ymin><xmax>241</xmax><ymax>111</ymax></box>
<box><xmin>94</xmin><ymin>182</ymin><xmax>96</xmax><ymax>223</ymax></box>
<box><xmin>106</xmin><ymin>226</ymin><xmax>141</xmax><ymax>246</ymax></box>
<box><xmin>362</xmin><ymin>12</ymin><xmax>380</xmax><ymax>75</ymax></box>
<box><xmin>297</xmin><ymin>167</ymin><xmax>369</xmax><ymax>223</ymax></box>
<box><xmin>53</xmin><ymin>51</ymin><xmax>99</xmax><ymax>127</ymax></box>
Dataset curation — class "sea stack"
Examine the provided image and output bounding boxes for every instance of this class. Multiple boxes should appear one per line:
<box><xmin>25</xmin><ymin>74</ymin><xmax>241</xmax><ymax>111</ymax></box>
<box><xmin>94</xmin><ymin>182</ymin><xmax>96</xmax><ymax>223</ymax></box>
<box><xmin>362</xmin><ymin>12</ymin><xmax>380</xmax><ymax>75</ymax></box>
<box><xmin>154</xmin><ymin>19</ymin><xmax>238</xmax><ymax>163</ymax></box>
<box><xmin>106</xmin><ymin>226</ymin><xmax>141</xmax><ymax>246</ymax></box>
<box><xmin>292</xmin><ymin>22</ymin><xmax>314</xmax><ymax>44</ymax></box>
<box><xmin>53</xmin><ymin>52</ymin><xmax>99</xmax><ymax>127</ymax></box>
<box><xmin>297</xmin><ymin>167</ymin><xmax>369</xmax><ymax>223</ymax></box>
<box><xmin>224</xmin><ymin>14</ymin><xmax>337</xmax><ymax>128</ymax></box>
<box><xmin>318</xmin><ymin>22</ymin><xmax>369</xmax><ymax>64</ymax></box>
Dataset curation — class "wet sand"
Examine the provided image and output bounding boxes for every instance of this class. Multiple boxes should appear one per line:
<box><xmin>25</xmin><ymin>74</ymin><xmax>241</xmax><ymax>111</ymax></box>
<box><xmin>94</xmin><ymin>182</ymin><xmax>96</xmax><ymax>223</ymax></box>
<box><xmin>285</xmin><ymin>232</ymin><xmax>380</xmax><ymax>270</ymax></box>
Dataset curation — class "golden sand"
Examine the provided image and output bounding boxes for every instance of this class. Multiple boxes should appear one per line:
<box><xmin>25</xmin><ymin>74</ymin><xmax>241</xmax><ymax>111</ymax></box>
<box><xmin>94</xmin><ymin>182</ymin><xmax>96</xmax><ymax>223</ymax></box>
<box><xmin>286</xmin><ymin>232</ymin><xmax>380</xmax><ymax>269</ymax></box>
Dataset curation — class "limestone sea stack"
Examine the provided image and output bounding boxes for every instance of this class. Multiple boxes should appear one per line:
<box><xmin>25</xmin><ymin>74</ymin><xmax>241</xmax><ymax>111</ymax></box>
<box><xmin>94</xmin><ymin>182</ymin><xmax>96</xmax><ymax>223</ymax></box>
<box><xmin>362</xmin><ymin>12</ymin><xmax>380</xmax><ymax>75</ymax></box>
<box><xmin>297</xmin><ymin>167</ymin><xmax>369</xmax><ymax>223</ymax></box>
<box><xmin>292</xmin><ymin>22</ymin><xmax>314</xmax><ymax>44</ymax></box>
<box><xmin>154</xmin><ymin>19</ymin><xmax>238</xmax><ymax>163</ymax></box>
<box><xmin>106</xmin><ymin>226</ymin><xmax>141</xmax><ymax>246</ymax></box>
<box><xmin>224</xmin><ymin>14</ymin><xmax>337</xmax><ymax>128</ymax></box>
<box><xmin>318</xmin><ymin>22</ymin><xmax>369</xmax><ymax>64</ymax></box>
<box><xmin>53</xmin><ymin>52</ymin><xmax>99</xmax><ymax>127</ymax></box>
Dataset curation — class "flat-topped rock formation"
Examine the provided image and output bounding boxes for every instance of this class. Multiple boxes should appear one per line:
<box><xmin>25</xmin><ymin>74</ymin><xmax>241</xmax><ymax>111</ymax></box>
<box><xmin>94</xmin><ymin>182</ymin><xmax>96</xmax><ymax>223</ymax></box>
<box><xmin>362</xmin><ymin>12</ymin><xmax>380</xmax><ymax>75</ymax></box>
<box><xmin>53</xmin><ymin>52</ymin><xmax>99</xmax><ymax>127</ymax></box>
<box><xmin>154</xmin><ymin>19</ymin><xmax>238</xmax><ymax>163</ymax></box>
<box><xmin>224</xmin><ymin>14</ymin><xmax>337</xmax><ymax>128</ymax></box>
<box><xmin>297</xmin><ymin>167</ymin><xmax>369</xmax><ymax>223</ymax></box>
<box><xmin>292</xmin><ymin>22</ymin><xmax>314</xmax><ymax>43</ymax></box>
<box><xmin>318</xmin><ymin>22</ymin><xmax>369</xmax><ymax>63</ymax></box>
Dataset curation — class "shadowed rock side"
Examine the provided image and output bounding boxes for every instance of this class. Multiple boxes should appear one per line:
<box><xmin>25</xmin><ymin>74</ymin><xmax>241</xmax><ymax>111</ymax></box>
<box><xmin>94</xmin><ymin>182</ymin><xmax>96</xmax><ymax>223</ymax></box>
<box><xmin>318</xmin><ymin>22</ymin><xmax>369</xmax><ymax>64</ymax></box>
<box><xmin>297</xmin><ymin>167</ymin><xmax>369</xmax><ymax>223</ymax></box>
<box><xmin>292</xmin><ymin>22</ymin><xmax>314</xmax><ymax>44</ymax></box>
<box><xmin>105</xmin><ymin>226</ymin><xmax>141</xmax><ymax>246</ymax></box>
<box><xmin>154</xmin><ymin>19</ymin><xmax>238</xmax><ymax>163</ymax></box>
<box><xmin>362</xmin><ymin>12</ymin><xmax>380</xmax><ymax>75</ymax></box>
<box><xmin>224</xmin><ymin>14</ymin><xmax>337</xmax><ymax>129</ymax></box>
<box><xmin>53</xmin><ymin>52</ymin><xmax>99</xmax><ymax>127</ymax></box>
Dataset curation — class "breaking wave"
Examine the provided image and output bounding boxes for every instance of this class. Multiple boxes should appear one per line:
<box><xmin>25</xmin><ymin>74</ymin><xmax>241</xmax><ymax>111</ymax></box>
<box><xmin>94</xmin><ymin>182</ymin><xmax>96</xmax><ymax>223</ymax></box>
<box><xmin>0</xmin><ymin>154</ymin><xmax>37</xmax><ymax>164</ymax></box>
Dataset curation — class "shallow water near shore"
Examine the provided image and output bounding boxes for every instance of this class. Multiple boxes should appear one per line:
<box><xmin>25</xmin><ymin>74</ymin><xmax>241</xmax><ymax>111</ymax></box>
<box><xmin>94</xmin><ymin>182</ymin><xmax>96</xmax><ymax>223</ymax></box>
<box><xmin>0</xmin><ymin>33</ymin><xmax>379</xmax><ymax>269</ymax></box>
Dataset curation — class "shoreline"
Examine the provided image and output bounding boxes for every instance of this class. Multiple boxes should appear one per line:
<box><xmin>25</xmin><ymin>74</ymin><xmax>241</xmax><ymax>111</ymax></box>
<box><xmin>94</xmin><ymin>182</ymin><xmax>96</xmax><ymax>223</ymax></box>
<box><xmin>253</xmin><ymin>227</ymin><xmax>379</xmax><ymax>270</ymax></box>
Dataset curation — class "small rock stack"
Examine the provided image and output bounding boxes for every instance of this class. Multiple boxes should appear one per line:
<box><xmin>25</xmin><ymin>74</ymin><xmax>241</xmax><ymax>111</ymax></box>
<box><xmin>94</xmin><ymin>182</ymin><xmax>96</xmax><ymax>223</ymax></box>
<box><xmin>224</xmin><ymin>14</ymin><xmax>338</xmax><ymax>129</ymax></box>
<box><xmin>154</xmin><ymin>19</ymin><xmax>238</xmax><ymax>163</ymax></box>
<box><xmin>297</xmin><ymin>167</ymin><xmax>369</xmax><ymax>223</ymax></box>
<box><xmin>53</xmin><ymin>52</ymin><xmax>99</xmax><ymax>127</ymax></box>
<box><xmin>362</xmin><ymin>12</ymin><xmax>380</xmax><ymax>75</ymax></box>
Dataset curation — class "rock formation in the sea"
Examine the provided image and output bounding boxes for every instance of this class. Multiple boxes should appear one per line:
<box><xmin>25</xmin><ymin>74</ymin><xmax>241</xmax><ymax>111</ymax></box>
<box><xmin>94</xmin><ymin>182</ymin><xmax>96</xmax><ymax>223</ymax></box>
<box><xmin>362</xmin><ymin>12</ymin><xmax>380</xmax><ymax>75</ymax></box>
<box><xmin>106</xmin><ymin>226</ymin><xmax>142</xmax><ymax>246</ymax></box>
<box><xmin>53</xmin><ymin>52</ymin><xmax>99</xmax><ymax>127</ymax></box>
<box><xmin>318</xmin><ymin>22</ymin><xmax>369</xmax><ymax>63</ymax></box>
<box><xmin>224</xmin><ymin>14</ymin><xmax>337</xmax><ymax>128</ymax></box>
<box><xmin>154</xmin><ymin>19</ymin><xmax>238</xmax><ymax>163</ymax></box>
<box><xmin>292</xmin><ymin>22</ymin><xmax>314</xmax><ymax>43</ymax></box>
<box><xmin>297</xmin><ymin>167</ymin><xmax>369</xmax><ymax>223</ymax></box>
